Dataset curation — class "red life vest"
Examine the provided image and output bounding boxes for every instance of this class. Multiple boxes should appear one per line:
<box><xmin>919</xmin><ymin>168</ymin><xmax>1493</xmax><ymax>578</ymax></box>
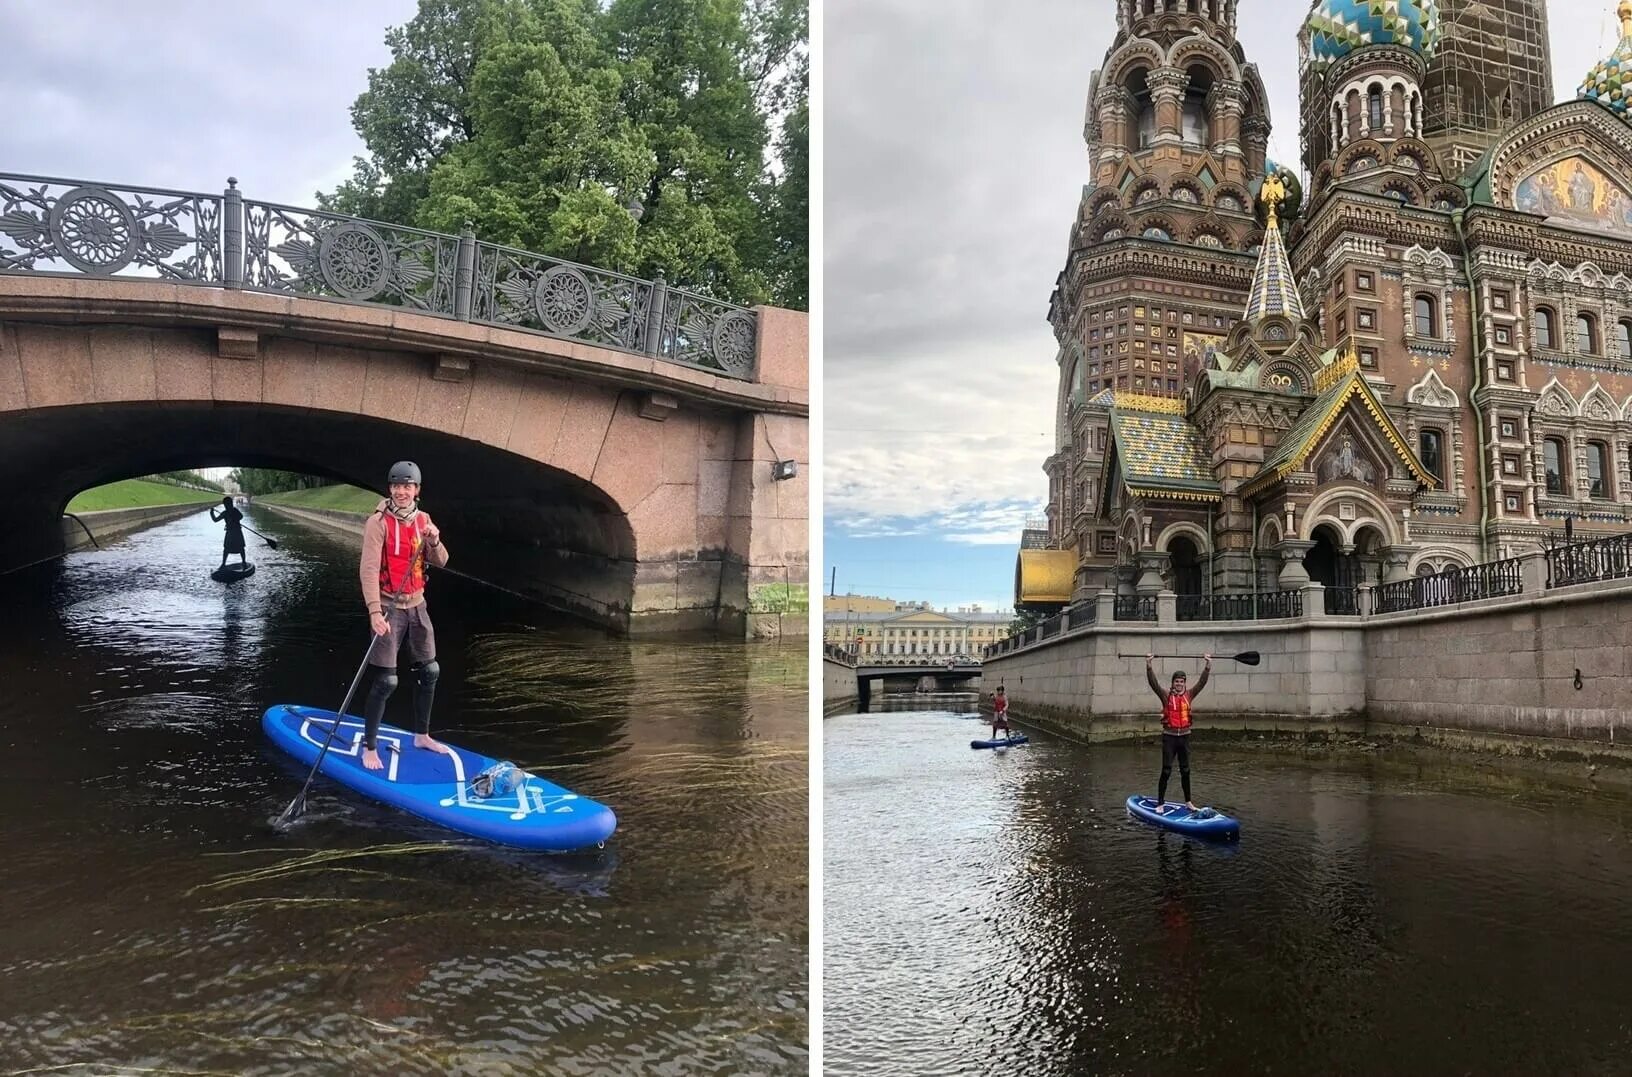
<box><xmin>1161</xmin><ymin>691</ymin><xmax>1192</xmax><ymax>733</ymax></box>
<box><xmin>379</xmin><ymin>510</ymin><xmax>427</xmax><ymax>598</ymax></box>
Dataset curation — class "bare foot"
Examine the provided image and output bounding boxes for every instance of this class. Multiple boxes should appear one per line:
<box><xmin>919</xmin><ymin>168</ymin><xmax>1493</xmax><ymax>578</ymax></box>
<box><xmin>414</xmin><ymin>734</ymin><xmax>453</xmax><ymax>755</ymax></box>
<box><xmin>362</xmin><ymin>748</ymin><xmax>384</xmax><ymax>771</ymax></box>
<box><xmin>1185</xmin><ymin>802</ymin><xmax>1198</xmax><ymax>811</ymax></box>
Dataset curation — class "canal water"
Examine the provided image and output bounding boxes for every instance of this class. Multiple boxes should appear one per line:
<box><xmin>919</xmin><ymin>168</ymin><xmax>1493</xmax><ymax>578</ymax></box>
<box><xmin>825</xmin><ymin>707</ymin><xmax>1632</xmax><ymax>1076</ymax></box>
<box><xmin>0</xmin><ymin>508</ymin><xmax>807</xmax><ymax>1074</ymax></box>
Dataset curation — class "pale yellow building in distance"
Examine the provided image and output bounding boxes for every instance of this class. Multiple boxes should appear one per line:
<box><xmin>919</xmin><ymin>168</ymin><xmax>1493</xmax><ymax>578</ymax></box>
<box><xmin>823</xmin><ymin>592</ymin><xmax>897</xmax><ymax>614</ymax></box>
<box><xmin>823</xmin><ymin>602</ymin><xmax>1011</xmax><ymax>663</ymax></box>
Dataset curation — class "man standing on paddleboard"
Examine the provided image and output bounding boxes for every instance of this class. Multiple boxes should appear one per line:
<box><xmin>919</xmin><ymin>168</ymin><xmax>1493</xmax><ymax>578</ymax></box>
<box><xmin>209</xmin><ymin>495</ymin><xmax>247</xmax><ymax>569</ymax></box>
<box><xmin>358</xmin><ymin>461</ymin><xmax>451</xmax><ymax>771</ymax></box>
<box><xmin>1145</xmin><ymin>652</ymin><xmax>1211</xmax><ymax>812</ymax></box>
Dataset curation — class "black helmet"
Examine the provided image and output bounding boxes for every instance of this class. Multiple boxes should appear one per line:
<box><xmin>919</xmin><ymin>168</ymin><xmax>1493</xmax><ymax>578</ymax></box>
<box><xmin>388</xmin><ymin>461</ymin><xmax>422</xmax><ymax>485</ymax></box>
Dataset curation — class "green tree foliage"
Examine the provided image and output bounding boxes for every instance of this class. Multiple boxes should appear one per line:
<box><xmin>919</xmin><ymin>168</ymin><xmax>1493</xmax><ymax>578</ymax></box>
<box><xmin>230</xmin><ymin>469</ymin><xmax>337</xmax><ymax>496</ymax></box>
<box><xmin>319</xmin><ymin>0</ymin><xmax>807</xmax><ymax>309</ymax></box>
<box><xmin>149</xmin><ymin>470</ymin><xmax>223</xmax><ymax>492</ymax></box>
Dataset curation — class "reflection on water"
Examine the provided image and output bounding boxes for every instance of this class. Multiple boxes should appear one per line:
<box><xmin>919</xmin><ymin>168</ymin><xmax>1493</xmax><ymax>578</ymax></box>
<box><xmin>824</xmin><ymin>710</ymin><xmax>1632</xmax><ymax>1076</ymax></box>
<box><xmin>0</xmin><ymin>509</ymin><xmax>807</xmax><ymax>1073</ymax></box>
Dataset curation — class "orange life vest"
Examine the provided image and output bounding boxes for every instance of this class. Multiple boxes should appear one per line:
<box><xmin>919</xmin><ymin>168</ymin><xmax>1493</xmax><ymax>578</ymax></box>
<box><xmin>1161</xmin><ymin>691</ymin><xmax>1192</xmax><ymax>733</ymax></box>
<box><xmin>379</xmin><ymin>510</ymin><xmax>427</xmax><ymax>598</ymax></box>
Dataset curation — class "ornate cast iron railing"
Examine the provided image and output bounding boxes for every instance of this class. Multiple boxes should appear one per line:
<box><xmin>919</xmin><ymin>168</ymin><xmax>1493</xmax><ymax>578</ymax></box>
<box><xmin>0</xmin><ymin>175</ymin><xmax>222</xmax><ymax>281</ymax></box>
<box><xmin>1257</xmin><ymin>588</ymin><xmax>1303</xmax><ymax>619</ymax></box>
<box><xmin>1114</xmin><ymin>595</ymin><xmax>1157</xmax><ymax>621</ymax></box>
<box><xmin>1375</xmin><ymin>557</ymin><xmax>1524</xmax><ymax>613</ymax></box>
<box><xmin>0</xmin><ymin>172</ymin><xmax>757</xmax><ymax>378</ymax></box>
<box><xmin>1176</xmin><ymin>591</ymin><xmax>1302</xmax><ymax>621</ymax></box>
<box><xmin>1547</xmin><ymin>531</ymin><xmax>1632</xmax><ymax>588</ymax></box>
<box><xmin>1323</xmin><ymin>586</ymin><xmax>1360</xmax><ymax>615</ymax></box>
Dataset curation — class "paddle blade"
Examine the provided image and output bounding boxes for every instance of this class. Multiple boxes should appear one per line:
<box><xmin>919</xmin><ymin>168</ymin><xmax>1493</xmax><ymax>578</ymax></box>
<box><xmin>1234</xmin><ymin>650</ymin><xmax>1262</xmax><ymax>666</ymax></box>
<box><xmin>274</xmin><ymin>794</ymin><xmax>306</xmax><ymax>829</ymax></box>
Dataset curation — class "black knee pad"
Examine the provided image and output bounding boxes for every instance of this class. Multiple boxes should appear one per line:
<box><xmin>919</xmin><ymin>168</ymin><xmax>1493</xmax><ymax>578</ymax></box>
<box><xmin>370</xmin><ymin>669</ymin><xmax>400</xmax><ymax>697</ymax></box>
<box><xmin>412</xmin><ymin>659</ymin><xmax>440</xmax><ymax>688</ymax></box>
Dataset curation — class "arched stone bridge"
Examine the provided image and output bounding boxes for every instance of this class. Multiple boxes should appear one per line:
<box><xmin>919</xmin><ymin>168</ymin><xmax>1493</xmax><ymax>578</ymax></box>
<box><xmin>0</xmin><ymin>172</ymin><xmax>807</xmax><ymax>636</ymax></box>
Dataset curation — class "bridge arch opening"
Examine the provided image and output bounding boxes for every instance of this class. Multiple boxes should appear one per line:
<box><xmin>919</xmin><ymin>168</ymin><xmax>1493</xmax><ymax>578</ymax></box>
<box><xmin>8</xmin><ymin>400</ymin><xmax>644</xmax><ymax>631</ymax></box>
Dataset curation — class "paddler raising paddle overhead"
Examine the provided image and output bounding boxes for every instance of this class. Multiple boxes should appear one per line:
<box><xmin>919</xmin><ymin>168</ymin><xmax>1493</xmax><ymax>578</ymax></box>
<box><xmin>359</xmin><ymin>461</ymin><xmax>451</xmax><ymax>771</ymax></box>
<box><xmin>1146</xmin><ymin>652</ymin><xmax>1211</xmax><ymax>813</ymax></box>
<box><xmin>989</xmin><ymin>684</ymin><xmax>1012</xmax><ymax>741</ymax></box>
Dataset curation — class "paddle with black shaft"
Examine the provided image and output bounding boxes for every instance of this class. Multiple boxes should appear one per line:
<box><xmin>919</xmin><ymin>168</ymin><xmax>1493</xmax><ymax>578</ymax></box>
<box><xmin>274</xmin><ymin>523</ymin><xmax>414</xmax><ymax>828</ymax></box>
<box><xmin>1119</xmin><ymin>650</ymin><xmax>1261</xmax><ymax>666</ymax></box>
<box><xmin>240</xmin><ymin>522</ymin><xmax>279</xmax><ymax>550</ymax></box>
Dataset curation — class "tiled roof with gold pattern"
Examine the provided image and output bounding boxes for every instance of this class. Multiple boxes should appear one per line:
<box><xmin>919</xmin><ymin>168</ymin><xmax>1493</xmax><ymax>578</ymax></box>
<box><xmin>1244</xmin><ymin>176</ymin><xmax>1304</xmax><ymax>325</ymax></box>
<box><xmin>1108</xmin><ymin>393</ymin><xmax>1221</xmax><ymax>502</ymax></box>
<box><xmin>1242</xmin><ymin>349</ymin><xmax>1435</xmax><ymax>496</ymax></box>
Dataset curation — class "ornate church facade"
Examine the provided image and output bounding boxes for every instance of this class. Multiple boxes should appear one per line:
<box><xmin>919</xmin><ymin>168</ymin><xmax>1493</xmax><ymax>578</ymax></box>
<box><xmin>1022</xmin><ymin>0</ymin><xmax>1632</xmax><ymax>613</ymax></box>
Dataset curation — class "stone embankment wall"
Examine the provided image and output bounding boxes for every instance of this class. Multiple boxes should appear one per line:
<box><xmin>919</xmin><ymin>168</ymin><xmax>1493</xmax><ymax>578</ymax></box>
<box><xmin>984</xmin><ymin>566</ymin><xmax>1632</xmax><ymax>762</ymax></box>
<box><xmin>62</xmin><ymin>503</ymin><xmax>210</xmax><ymax>553</ymax></box>
<box><xmin>823</xmin><ymin>656</ymin><xmax>858</xmax><ymax>714</ymax></box>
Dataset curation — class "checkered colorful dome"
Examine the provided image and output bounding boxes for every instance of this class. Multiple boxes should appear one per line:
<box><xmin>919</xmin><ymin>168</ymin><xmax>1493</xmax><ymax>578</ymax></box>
<box><xmin>1579</xmin><ymin>3</ymin><xmax>1632</xmax><ymax>119</ymax></box>
<box><xmin>1306</xmin><ymin>0</ymin><xmax>1441</xmax><ymax>71</ymax></box>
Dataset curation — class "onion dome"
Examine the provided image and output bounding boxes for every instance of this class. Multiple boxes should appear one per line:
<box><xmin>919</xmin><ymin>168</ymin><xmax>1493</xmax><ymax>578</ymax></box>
<box><xmin>1306</xmin><ymin>0</ymin><xmax>1441</xmax><ymax>72</ymax></box>
<box><xmin>1580</xmin><ymin>2</ymin><xmax>1632</xmax><ymax>120</ymax></box>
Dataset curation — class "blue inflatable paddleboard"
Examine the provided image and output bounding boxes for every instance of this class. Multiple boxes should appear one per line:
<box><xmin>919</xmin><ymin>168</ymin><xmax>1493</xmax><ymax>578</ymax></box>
<box><xmin>263</xmin><ymin>704</ymin><xmax>616</xmax><ymax>851</ymax></box>
<box><xmin>971</xmin><ymin>734</ymin><xmax>1029</xmax><ymax>750</ymax></box>
<box><xmin>1126</xmin><ymin>794</ymin><xmax>1239</xmax><ymax>839</ymax></box>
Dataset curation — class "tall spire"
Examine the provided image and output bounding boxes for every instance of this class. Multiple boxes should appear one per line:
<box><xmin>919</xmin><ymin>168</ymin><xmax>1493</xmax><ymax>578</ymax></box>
<box><xmin>1244</xmin><ymin>174</ymin><xmax>1303</xmax><ymax>323</ymax></box>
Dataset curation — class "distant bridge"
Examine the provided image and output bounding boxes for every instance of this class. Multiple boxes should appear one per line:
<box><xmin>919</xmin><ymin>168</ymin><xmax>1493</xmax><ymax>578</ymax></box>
<box><xmin>0</xmin><ymin>172</ymin><xmax>807</xmax><ymax>635</ymax></box>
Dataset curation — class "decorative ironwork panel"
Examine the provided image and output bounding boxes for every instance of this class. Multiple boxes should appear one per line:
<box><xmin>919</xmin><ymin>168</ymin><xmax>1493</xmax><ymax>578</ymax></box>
<box><xmin>0</xmin><ymin>173</ymin><xmax>222</xmax><ymax>281</ymax></box>
<box><xmin>1547</xmin><ymin>532</ymin><xmax>1632</xmax><ymax>588</ymax></box>
<box><xmin>472</xmin><ymin>242</ymin><xmax>652</xmax><ymax>354</ymax></box>
<box><xmin>1177</xmin><ymin>591</ymin><xmax>1304</xmax><ymax>621</ymax></box>
<box><xmin>1114</xmin><ymin>595</ymin><xmax>1157</xmax><ymax>621</ymax></box>
<box><xmin>1324</xmin><ymin>587</ymin><xmax>1359</xmax><ymax>615</ymax></box>
<box><xmin>243</xmin><ymin>201</ymin><xmax>457</xmax><ymax>313</ymax></box>
<box><xmin>1264</xmin><ymin>589</ymin><xmax>1302</xmax><ymax>618</ymax></box>
<box><xmin>1376</xmin><ymin>558</ymin><xmax>1524</xmax><ymax>613</ymax></box>
<box><xmin>659</xmin><ymin>287</ymin><xmax>759</xmax><ymax>379</ymax></box>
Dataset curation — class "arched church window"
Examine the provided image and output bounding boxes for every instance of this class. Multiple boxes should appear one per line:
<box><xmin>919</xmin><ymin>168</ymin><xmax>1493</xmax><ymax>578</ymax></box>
<box><xmin>1418</xmin><ymin>428</ymin><xmax>1444</xmax><ymax>484</ymax></box>
<box><xmin>1367</xmin><ymin>86</ymin><xmax>1384</xmax><ymax>132</ymax></box>
<box><xmin>1577</xmin><ymin>313</ymin><xmax>1598</xmax><ymax>356</ymax></box>
<box><xmin>1588</xmin><ymin>441</ymin><xmax>1611</xmax><ymax>499</ymax></box>
<box><xmin>1543</xmin><ymin>437</ymin><xmax>1566</xmax><ymax>494</ymax></box>
<box><xmin>1414</xmin><ymin>295</ymin><xmax>1437</xmax><ymax>338</ymax></box>
<box><xmin>1618</xmin><ymin>321</ymin><xmax>1632</xmax><ymax>360</ymax></box>
<box><xmin>1535</xmin><ymin>307</ymin><xmax>1555</xmax><ymax>349</ymax></box>
<box><xmin>1181</xmin><ymin>96</ymin><xmax>1210</xmax><ymax>147</ymax></box>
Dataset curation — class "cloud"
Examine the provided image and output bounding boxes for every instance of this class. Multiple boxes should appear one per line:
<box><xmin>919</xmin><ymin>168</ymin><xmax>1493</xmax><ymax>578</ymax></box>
<box><xmin>942</xmin><ymin>530</ymin><xmax>1027</xmax><ymax>546</ymax></box>
<box><xmin>0</xmin><ymin>1</ymin><xmax>418</xmax><ymax>206</ymax></box>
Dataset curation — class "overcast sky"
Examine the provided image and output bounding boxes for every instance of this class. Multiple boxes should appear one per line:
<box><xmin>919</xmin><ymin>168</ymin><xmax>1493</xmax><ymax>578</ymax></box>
<box><xmin>0</xmin><ymin>1</ymin><xmax>418</xmax><ymax>208</ymax></box>
<box><xmin>823</xmin><ymin>0</ymin><xmax>1612</xmax><ymax>611</ymax></box>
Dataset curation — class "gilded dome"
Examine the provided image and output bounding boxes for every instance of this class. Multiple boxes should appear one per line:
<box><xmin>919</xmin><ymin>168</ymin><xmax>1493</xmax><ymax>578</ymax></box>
<box><xmin>1579</xmin><ymin>2</ymin><xmax>1632</xmax><ymax>120</ymax></box>
<box><xmin>1305</xmin><ymin>0</ymin><xmax>1441</xmax><ymax>72</ymax></box>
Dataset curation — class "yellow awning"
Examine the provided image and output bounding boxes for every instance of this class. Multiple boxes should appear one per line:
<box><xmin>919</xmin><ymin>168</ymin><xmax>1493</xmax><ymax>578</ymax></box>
<box><xmin>1015</xmin><ymin>549</ymin><xmax>1074</xmax><ymax>605</ymax></box>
